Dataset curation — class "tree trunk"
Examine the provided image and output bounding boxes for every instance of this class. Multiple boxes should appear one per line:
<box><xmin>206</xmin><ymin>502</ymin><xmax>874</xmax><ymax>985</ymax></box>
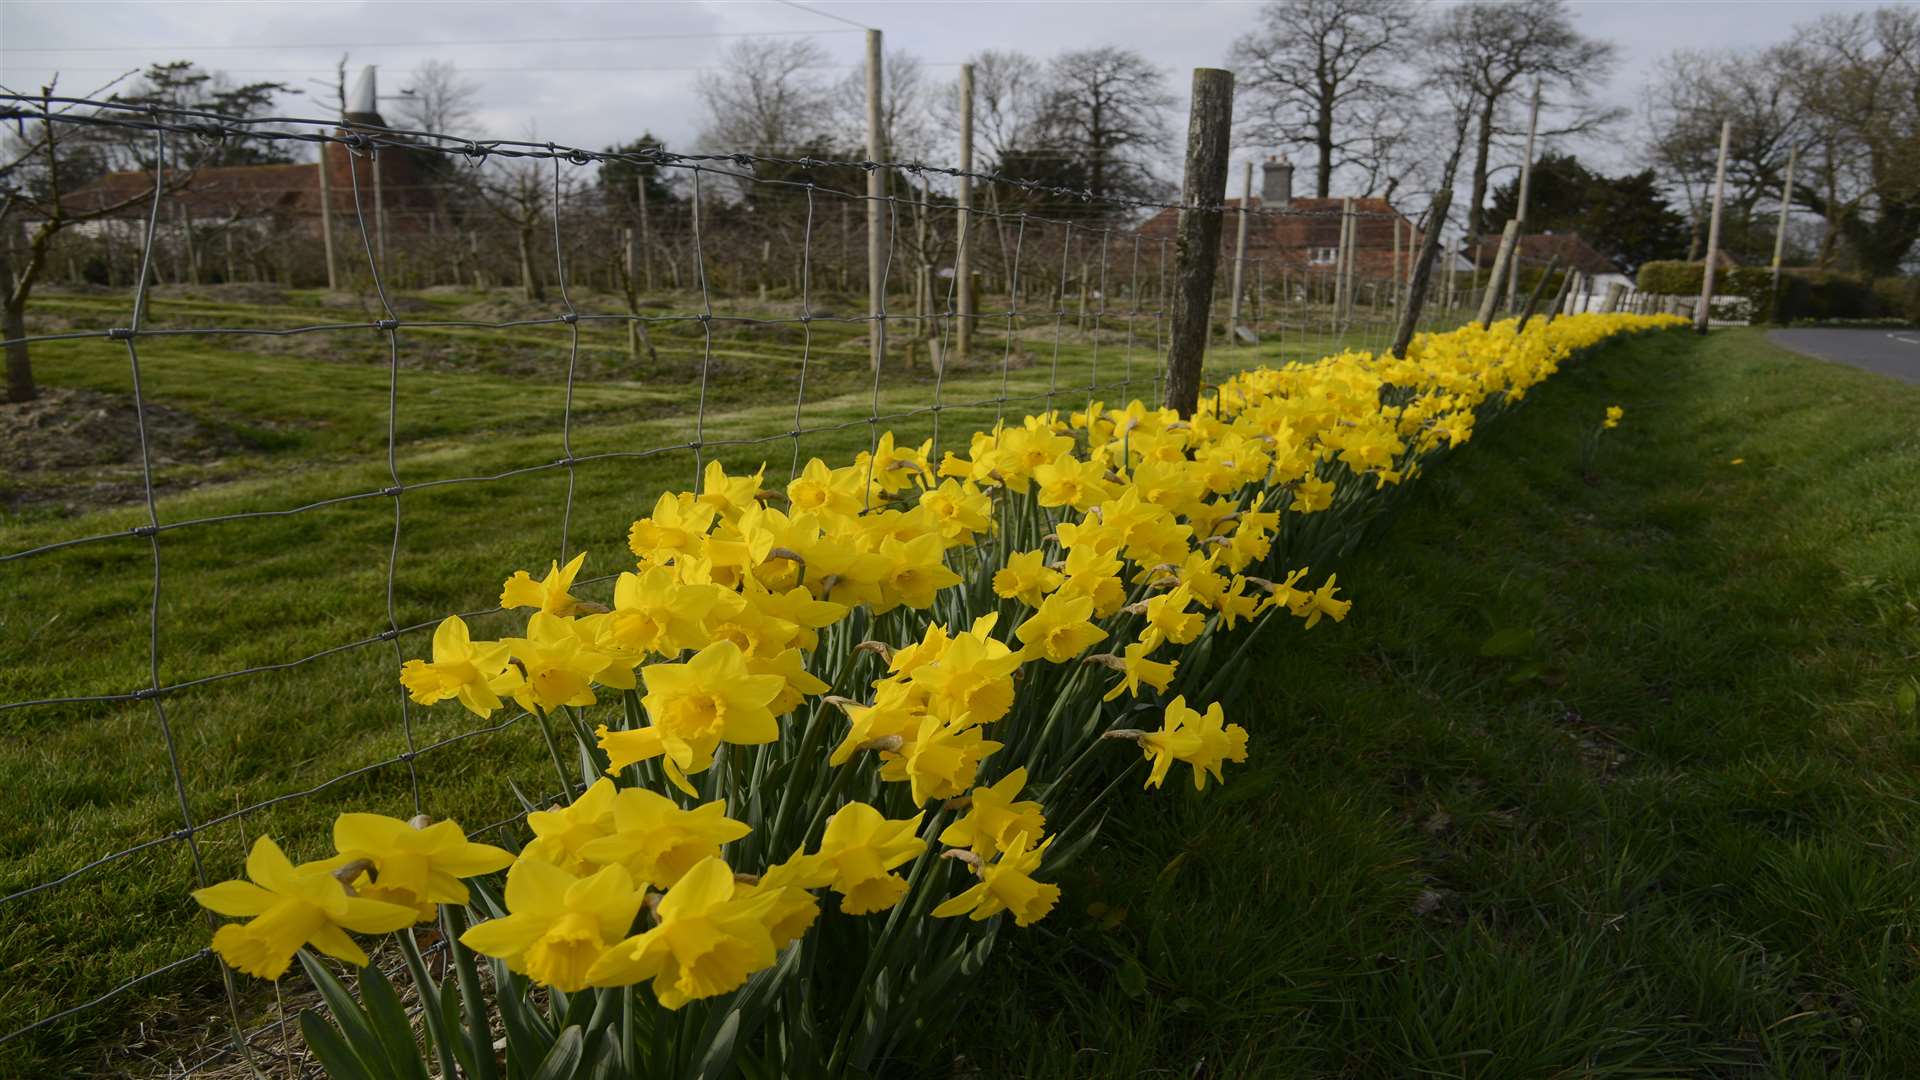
<box><xmin>1316</xmin><ymin>92</ymin><xmax>1335</xmax><ymax>199</ymax></box>
<box><xmin>3</xmin><ymin>298</ymin><xmax>33</xmax><ymax>403</ymax></box>
<box><xmin>517</xmin><ymin>225</ymin><xmax>542</xmax><ymax>303</ymax></box>
<box><xmin>1466</xmin><ymin>101</ymin><xmax>1496</xmax><ymax>242</ymax></box>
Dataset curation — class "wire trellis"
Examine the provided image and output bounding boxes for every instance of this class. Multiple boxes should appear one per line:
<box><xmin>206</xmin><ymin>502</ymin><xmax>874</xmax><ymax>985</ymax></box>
<box><xmin>0</xmin><ymin>94</ymin><xmax>1491</xmax><ymax>1071</ymax></box>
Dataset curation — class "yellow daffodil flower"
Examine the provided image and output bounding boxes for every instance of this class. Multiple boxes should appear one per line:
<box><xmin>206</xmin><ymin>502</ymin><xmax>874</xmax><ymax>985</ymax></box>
<box><xmin>193</xmin><ymin>836</ymin><xmax>417</xmax><ymax>979</ymax></box>
<box><xmin>1099</xmin><ymin>641</ymin><xmax>1179</xmax><ymax>702</ymax></box>
<box><xmin>992</xmin><ymin>549</ymin><xmax>1064</xmax><ymax>608</ymax></box>
<box><xmin>321</xmin><ymin>813</ymin><xmax>514</xmax><ymax>919</ymax></box>
<box><xmin>585</xmin><ymin>856</ymin><xmax>780</xmax><ymax>1006</ymax></box>
<box><xmin>1015</xmin><ymin>590</ymin><xmax>1108</xmax><ymax>664</ymax></box>
<box><xmin>1291</xmin><ymin>573</ymin><xmax>1352</xmax><ymax>629</ymax></box>
<box><xmin>500</xmin><ymin>551</ymin><xmax>589</xmax><ymax>617</ymax></box>
<box><xmin>878</xmin><ymin>715</ymin><xmax>1004</xmax><ymax>805</ymax></box>
<box><xmin>399</xmin><ymin>615</ymin><xmax>519</xmax><ymax>718</ymax></box>
<box><xmin>597</xmin><ymin>640</ymin><xmax>785</xmax><ymax>784</ymax></box>
<box><xmin>459</xmin><ymin>858</ymin><xmax>645</xmax><ymax>993</ymax></box>
<box><xmin>938</xmin><ymin>767</ymin><xmax>1047</xmax><ymax>859</ymax></box>
<box><xmin>814</xmin><ymin>802</ymin><xmax>926</xmax><ymax>915</ymax></box>
<box><xmin>576</xmin><ymin>789</ymin><xmax>750</xmax><ymax>888</ymax></box>
<box><xmin>521</xmin><ymin>776</ymin><xmax>619</xmax><ymax>875</ymax></box>
<box><xmin>932</xmin><ymin>831</ymin><xmax>1059</xmax><ymax>927</ymax></box>
<box><xmin>503</xmin><ymin>611</ymin><xmax>612</xmax><ymax>713</ymax></box>
<box><xmin>1138</xmin><ymin>695</ymin><xmax>1248</xmax><ymax>791</ymax></box>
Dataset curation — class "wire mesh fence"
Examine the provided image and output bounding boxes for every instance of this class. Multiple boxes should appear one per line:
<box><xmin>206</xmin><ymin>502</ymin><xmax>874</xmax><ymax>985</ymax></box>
<box><xmin>0</xmin><ymin>92</ymin><xmax>1545</xmax><ymax>1072</ymax></box>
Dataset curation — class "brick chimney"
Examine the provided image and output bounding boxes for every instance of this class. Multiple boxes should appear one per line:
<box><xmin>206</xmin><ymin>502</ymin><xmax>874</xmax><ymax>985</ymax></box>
<box><xmin>1261</xmin><ymin>155</ymin><xmax>1293</xmax><ymax>208</ymax></box>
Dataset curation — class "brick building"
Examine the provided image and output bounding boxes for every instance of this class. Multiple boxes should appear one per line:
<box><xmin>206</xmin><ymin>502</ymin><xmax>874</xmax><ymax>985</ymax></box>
<box><xmin>1139</xmin><ymin>157</ymin><xmax>1429</xmax><ymax>279</ymax></box>
<box><xmin>62</xmin><ymin>67</ymin><xmax>442</xmax><ymax>235</ymax></box>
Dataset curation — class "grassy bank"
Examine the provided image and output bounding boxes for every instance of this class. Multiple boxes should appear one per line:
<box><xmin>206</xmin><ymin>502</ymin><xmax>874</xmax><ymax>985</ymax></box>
<box><xmin>966</xmin><ymin>328</ymin><xmax>1920</xmax><ymax>1077</ymax></box>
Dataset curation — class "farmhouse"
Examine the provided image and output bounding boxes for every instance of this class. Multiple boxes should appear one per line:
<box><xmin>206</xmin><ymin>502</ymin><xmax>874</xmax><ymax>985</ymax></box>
<box><xmin>1138</xmin><ymin>156</ymin><xmax>1442</xmax><ymax>279</ymax></box>
<box><xmin>60</xmin><ymin>66</ymin><xmax>441</xmax><ymax>236</ymax></box>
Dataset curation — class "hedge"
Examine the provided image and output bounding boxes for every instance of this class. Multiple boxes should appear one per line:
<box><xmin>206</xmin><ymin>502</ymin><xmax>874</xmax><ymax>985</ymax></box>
<box><xmin>1636</xmin><ymin>262</ymin><xmax>1919</xmax><ymax>325</ymax></box>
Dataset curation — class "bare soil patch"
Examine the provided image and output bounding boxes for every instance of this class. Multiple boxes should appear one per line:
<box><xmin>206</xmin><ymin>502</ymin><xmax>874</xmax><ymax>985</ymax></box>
<box><xmin>0</xmin><ymin>387</ymin><xmax>266</xmax><ymax>515</ymax></box>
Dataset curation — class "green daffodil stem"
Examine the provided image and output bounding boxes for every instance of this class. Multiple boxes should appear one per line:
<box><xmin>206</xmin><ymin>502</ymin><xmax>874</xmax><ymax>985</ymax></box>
<box><xmin>442</xmin><ymin>906</ymin><xmax>499</xmax><ymax>1080</ymax></box>
<box><xmin>1055</xmin><ymin>756</ymin><xmax>1147</xmax><ymax>848</ymax></box>
<box><xmin>396</xmin><ymin>926</ymin><xmax>459</xmax><ymax>1080</ymax></box>
<box><xmin>826</xmin><ymin>809</ymin><xmax>949</xmax><ymax>1076</ymax></box>
<box><xmin>530</xmin><ymin>704</ymin><xmax>578</xmax><ymax>803</ymax></box>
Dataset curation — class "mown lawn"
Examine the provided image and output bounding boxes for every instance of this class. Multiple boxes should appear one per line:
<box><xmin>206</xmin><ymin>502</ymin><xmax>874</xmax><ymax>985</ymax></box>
<box><xmin>968</xmin><ymin>328</ymin><xmax>1920</xmax><ymax>1077</ymax></box>
<box><xmin>3</xmin><ymin>283</ymin><xmax>1401</xmax><ymax>1074</ymax></box>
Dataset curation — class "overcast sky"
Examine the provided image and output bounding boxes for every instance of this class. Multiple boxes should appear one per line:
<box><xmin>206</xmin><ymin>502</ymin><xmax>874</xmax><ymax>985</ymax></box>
<box><xmin>0</xmin><ymin>0</ymin><xmax>1895</xmax><ymax>189</ymax></box>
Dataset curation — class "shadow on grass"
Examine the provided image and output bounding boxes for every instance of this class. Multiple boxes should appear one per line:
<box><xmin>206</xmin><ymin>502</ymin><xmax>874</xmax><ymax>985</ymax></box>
<box><xmin>962</xmin><ymin>328</ymin><xmax>1920</xmax><ymax>1078</ymax></box>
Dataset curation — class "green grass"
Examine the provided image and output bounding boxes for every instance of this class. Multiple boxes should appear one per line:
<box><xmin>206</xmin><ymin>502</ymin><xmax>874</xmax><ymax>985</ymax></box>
<box><xmin>965</xmin><ymin>328</ymin><xmax>1920</xmax><ymax>1077</ymax></box>
<box><xmin>1</xmin><ymin>283</ymin><xmax>1411</xmax><ymax>1075</ymax></box>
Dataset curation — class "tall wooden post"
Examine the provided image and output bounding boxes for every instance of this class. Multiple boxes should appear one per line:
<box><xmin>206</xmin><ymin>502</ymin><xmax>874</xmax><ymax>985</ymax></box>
<box><xmin>317</xmin><ymin>142</ymin><xmax>339</xmax><ymax>290</ymax></box>
<box><xmin>1227</xmin><ymin>159</ymin><xmax>1252</xmax><ymax>342</ymax></box>
<box><xmin>1477</xmin><ymin>219</ymin><xmax>1520</xmax><ymax>329</ymax></box>
<box><xmin>865</xmin><ymin>29</ymin><xmax>887</xmax><ymax>370</ymax></box>
<box><xmin>1515</xmin><ymin>253</ymin><xmax>1562</xmax><ymax>332</ymax></box>
<box><xmin>1390</xmin><ymin>214</ymin><xmax>1402</xmax><ymax>319</ymax></box>
<box><xmin>373</xmin><ymin>152</ymin><xmax>387</xmax><ymax>269</ymax></box>
<box><xmin>1507</xmin><ymin>80</ymin><xmax>1541</xmax><ymax>312</ymax></box>
<box><xmin>955</xmin><ymin>62</ymin><xmax>975</xmax><ymax>363</ymax></box>
<box><xmin>176</xmin><ymin>204</ymin><xmax>200</xmax><ymax>285</ymax></box>
<box><xmin>1443</xmin><ymin>238</ymin><xmax>1457</xmax><ymax>312</ymax></box>
<box><xmin>1333</xmin><ymin>197</ymin><xmax>1354</xmax><ymax>324</ymax></box>
<box><xmin>1391</xmin><ymin>185</ymin><xmax>1451</xmax><ymax>358</ymax></box>
<box><xmin>637</xmin><ymin>175</ymin><xmax>656</xmax><ymax>293</ymax></box>
<box><xmin>1769</xmin><ymin>144</ymin><xmax>1797</xmax><ymax>324</ymax></box>
<box><xmin>1549</xmin><ymin>269</ymin><xmax>1578</xmax><ymax>324</ymax></box>
<box><xmin>1697</xmin><ymin>118</ymin><xmax>1732</xmax><ymax>335</ymax></box>
<box><xmin>1164</xmin><ymin>68</ymin><xmax>1234</xmax><ymax>418</ymax></box>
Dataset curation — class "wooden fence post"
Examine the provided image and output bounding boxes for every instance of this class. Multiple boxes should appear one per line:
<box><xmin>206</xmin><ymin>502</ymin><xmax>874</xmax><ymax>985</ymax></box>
<box><xmin>1227</xmin><ymin>159</ymin><xmax>1252</xmax><ymax>343</ymax></box>
<box><xmin>1515</xmin><ymin>254</ymin><xmax>1562</xmax><ymax>332</ymax></box>
<box><xmin>1507</xmin><ymin>80</ymin><xmax>1541</xmax><ymax>313</ymax></box>
<box><xmin>1548</xmin><ymin>269</ymin><xmax>1578</xmax><ymax>324</ymax></box>
<box><xmin>316</xmin><ymin>141</ymin><xmax>339</xmax><ymax>290</ymax></box>
<box><xmin>1697</xmin><ymin>118</ymin><xmax>1731</xmax><ymax>335</ymax></box>
<box><xmin>866</xmin><ymin>29</ymin><xmax>887</xmax><ymax>369</ymax></box>
<box><xmin>1477</xmin><ymin>219</ymin><xmax>1520</xmax><ymax>329</ymax></box>
<box><xmin>1390</xmin><ymin>184</ymin><xmax>1452</xmax><ymax>359</ymax></box>
<box><xmin>636</xmin><ymin>174</ymin><xmax>655</xmax><ymax>293</ymax></box>
<box><xmin>1769</xmin><ymin>143</ymin><xmax>1797</xmax><ymax>325</ymax></box>
<box><xmin>955</xmin><ymin>62</ymin><xmax>975</xmax><ymax>363</ymax></box>
<box><xmin>1163</xmin><ymin>67</ymin><xmax>1234</xmax><ymax>418</ymax></box>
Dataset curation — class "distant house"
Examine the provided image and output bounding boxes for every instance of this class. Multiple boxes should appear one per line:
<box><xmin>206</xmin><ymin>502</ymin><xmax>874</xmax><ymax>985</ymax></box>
<box><xmin>1139</xmin><ymin>157</ymin><xmax>1443</xmax><ymax>279</ymax></box>
<box><xmin>1470</xmin><ymin>233</ymin><xmax>1640</xmax><ymax>315</ymax></box>
<box><xmin>61</xmin><ymin>66</ymin><xmax>440</xmax><ymax>235</ymax></box>
<box><xmin>1478</xmin><ymin>232</ymin><xmax>1617</xmax><ymax>277</ymax></box>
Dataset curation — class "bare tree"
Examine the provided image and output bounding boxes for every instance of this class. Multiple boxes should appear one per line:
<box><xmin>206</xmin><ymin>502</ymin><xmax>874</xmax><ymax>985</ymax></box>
<box><xmin>394</xmin><ymin>59</ymin><xmax>481</xmax><ymax>136</ymax></box>
<box><xmin>1425</xmin><ymin>0</ymin><xmax>1620</xmax><ymax>241</ymax></box>
<box><xmin>3</xmin><ymin>77</ymin><xmax>218</xmax><ymax>403</ymax></box>
<box><xmin>1784</xmin><ymin>7</ymin><xmax>1920</xmax><ymax>275</ymax></box>
<box><xmin>834</xmin><ymin>48</ymin><xmax>933</xmax><ymax>162</ymax></box>
<box><xmin>470</xmin><ymin>155</ymin><xmax>565</xmax><ymax>302</ymax></box>
<box><xmin>938</xmin><ymin>50</ymin><xmax>1047</xmax><ymax>168</ymax></box>
<box><xmin>1035</xmin><ymin>47</ymin><xmax>1176</xmax><ymax>204</ymax></box>
<box><xmin>1228</xmin><ymin>0</ymin><xmax>1419</xmax><ymax>199</ymax></box>
<box><xmin>1644</xmin><ymin>48</ymin><xmax>1802</xmax><ymax>261</ymax></box>
<box><xmin>696</xmin><ymin>38</ymin><xmax>834</xmax><ymax>155</ymax></box>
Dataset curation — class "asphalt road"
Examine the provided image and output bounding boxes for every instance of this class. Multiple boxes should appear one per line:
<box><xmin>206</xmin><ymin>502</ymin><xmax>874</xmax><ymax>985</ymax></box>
<box><xmin>1767</xmin><ymin>328</ymin><xmax>1920</xmax><ymax>385</ymax></box>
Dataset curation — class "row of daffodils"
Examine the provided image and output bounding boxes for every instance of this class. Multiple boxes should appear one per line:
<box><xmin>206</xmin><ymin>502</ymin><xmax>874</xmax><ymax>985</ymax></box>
<box><xmin>194</xmin><ymin>313</ymin><xmax>1685</xmax><ymax>1077</ymax></box>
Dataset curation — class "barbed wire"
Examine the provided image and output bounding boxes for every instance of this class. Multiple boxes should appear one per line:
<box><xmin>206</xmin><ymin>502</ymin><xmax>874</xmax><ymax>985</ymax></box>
<box><xmin>1</xmin><ymin>95</ymin><xmax>1417</xmax><ymax>221</ymax></box>
<box><xmin>0</xmin><ymin>91</ymin><xmax>1505</xmax><ymax>1069</ymax></box>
